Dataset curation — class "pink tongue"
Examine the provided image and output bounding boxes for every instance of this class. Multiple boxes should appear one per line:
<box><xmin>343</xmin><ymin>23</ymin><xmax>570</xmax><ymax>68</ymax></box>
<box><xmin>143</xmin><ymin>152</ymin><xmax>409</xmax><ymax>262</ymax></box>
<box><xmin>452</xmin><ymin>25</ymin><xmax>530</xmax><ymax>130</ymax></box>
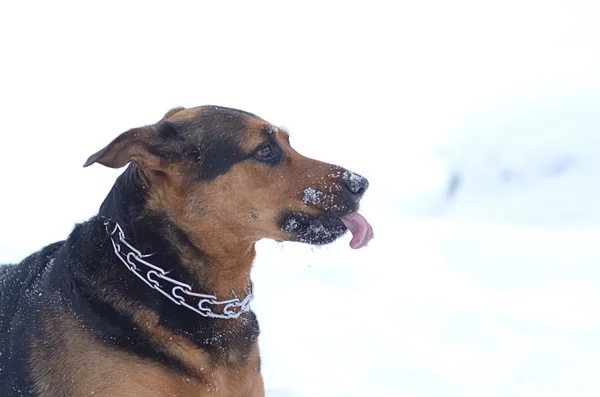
<box><xmin>340</xmin><ymin>212</ymin><xmax>374</xmax><ymax>249</ymax></box>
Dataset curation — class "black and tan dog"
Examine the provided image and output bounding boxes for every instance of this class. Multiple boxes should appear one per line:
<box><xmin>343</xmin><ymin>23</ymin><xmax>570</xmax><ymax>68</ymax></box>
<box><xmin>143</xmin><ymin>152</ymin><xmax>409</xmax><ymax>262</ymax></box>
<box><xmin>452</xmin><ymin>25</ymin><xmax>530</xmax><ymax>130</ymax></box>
<box><xmin>0</xmin><ymin>106</ymin><xmax>372</xmax><ymax>397</ymax></box>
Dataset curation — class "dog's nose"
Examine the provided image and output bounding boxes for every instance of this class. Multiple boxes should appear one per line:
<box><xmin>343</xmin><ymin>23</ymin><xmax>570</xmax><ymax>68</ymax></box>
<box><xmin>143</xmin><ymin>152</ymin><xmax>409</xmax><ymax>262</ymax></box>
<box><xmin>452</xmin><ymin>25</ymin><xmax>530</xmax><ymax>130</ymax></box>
<box><xmin>342</xmin><ymin>172</ymin><xmax>369</xmax><ymax>201</ymax></box>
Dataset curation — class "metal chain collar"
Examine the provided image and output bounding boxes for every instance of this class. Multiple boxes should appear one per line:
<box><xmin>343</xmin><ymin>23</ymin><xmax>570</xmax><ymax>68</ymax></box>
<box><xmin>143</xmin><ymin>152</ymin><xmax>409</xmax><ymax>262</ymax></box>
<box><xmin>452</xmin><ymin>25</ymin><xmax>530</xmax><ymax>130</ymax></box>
<box><xmin>104</xmin><ymin>219</ymin><xmax>253</xmax><ymax>319</ymax></box>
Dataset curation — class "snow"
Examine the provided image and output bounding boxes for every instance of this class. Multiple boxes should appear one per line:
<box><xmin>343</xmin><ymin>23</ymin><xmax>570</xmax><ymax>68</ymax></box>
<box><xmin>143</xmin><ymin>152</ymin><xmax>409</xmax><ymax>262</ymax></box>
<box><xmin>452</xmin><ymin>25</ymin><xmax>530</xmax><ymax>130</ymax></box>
<box><xmin>302</xmin><ymin>187</ymin><xmax>321</xmax><ymax>205</ymax></box>
<box><xmin>435</xmin><ymin>93</ymin><xmax>600</xmax><ymax>229</ymax></box>
<box><xmin>252</xmin><ymin>93</ymin><xmax>600</xmax><ymax>396</ymax></box>
<box><xmin>301</xmin><ymin>184</ymin><xmax>346</xmax><ymax>212</ymax></box>
<box><xmin>263</xmin><ymin>223</ymin><xmax>598</xmax><ymax>395</ymax></box>
<box><xmin>253</xmin><ymin>214</ymin><xmax>600</xmax><ymax>397</ymax></box>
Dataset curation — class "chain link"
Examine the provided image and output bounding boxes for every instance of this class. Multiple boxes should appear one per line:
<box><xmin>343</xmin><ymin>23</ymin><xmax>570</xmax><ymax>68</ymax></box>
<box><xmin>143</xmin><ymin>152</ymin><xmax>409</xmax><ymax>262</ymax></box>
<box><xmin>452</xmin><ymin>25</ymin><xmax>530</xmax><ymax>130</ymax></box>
<box><xmin>104</xmin><ymin>219</ymin><xmax>253</xmax><ymax>319</ymax></box>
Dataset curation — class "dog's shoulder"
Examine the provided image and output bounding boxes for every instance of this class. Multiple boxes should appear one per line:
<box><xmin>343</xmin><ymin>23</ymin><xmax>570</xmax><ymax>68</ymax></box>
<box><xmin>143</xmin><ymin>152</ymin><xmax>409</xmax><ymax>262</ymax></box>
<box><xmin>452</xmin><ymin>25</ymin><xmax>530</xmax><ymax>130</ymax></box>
<box><xmin>0</xmin><ymin>241</ymin><xmax>64</xmax><ymax>320</ymax></box>
<box><xmin>0</xmin><ymin>240</ymin><xmax>64</xmax><ymax>396</ymax></box>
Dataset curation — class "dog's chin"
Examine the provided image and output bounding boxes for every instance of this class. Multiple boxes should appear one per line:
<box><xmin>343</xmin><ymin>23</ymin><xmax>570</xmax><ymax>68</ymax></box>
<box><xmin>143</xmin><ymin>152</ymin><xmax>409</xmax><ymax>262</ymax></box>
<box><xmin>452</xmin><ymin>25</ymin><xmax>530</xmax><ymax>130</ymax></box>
<box><xmin>278</xmin><ymin>212</ymin><xmax>348</xmax><ymax>245</ymax></box>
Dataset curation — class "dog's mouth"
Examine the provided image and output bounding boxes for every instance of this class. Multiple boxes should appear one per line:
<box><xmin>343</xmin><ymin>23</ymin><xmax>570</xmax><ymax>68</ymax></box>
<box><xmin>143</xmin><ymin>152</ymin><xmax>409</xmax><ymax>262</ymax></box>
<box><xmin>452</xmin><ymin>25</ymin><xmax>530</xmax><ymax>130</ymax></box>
<box><xmin>279</xmin><ymin>210</ymin><xmax>373</xmax><ymax>249</ymax></box>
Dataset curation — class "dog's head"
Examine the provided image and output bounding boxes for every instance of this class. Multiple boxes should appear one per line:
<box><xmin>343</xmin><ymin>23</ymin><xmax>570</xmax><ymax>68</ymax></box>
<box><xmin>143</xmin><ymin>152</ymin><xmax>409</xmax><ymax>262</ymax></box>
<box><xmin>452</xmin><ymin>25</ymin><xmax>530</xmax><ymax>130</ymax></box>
<box><xmin>85</xmin><ymin>106</ymin><xmax>373</xmax><ymax>250</ymax></box>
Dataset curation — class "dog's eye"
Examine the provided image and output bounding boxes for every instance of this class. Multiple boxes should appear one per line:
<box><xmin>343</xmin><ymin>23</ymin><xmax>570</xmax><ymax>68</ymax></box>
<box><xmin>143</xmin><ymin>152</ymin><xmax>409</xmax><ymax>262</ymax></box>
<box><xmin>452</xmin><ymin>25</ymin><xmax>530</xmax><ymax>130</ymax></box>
<box><xmin>256</xmin><ymin>144</ymin><xmax>273</xmax><ymax>159</ymax></box>
<box><xmin>253</xmin><ymin>142</ymin><xmax>282</xmax><ymax>164</ymax></box>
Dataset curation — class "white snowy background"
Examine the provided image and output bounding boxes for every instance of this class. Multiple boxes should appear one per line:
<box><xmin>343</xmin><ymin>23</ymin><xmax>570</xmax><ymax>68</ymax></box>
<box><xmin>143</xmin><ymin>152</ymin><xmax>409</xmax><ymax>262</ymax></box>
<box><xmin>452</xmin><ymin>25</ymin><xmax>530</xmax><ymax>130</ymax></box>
<box><xmin>1</xmin><ymin>1</ymin><xmax>600</xmax><ymax>396</ymax></box>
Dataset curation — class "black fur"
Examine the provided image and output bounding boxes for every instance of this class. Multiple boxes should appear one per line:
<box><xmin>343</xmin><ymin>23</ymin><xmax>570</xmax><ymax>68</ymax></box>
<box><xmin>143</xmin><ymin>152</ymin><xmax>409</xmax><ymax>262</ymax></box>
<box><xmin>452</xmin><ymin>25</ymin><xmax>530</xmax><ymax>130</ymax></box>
<box><xmin>196</xmin><ymin>137</ymin><xmax>248</xmax><ymax>179</ymax></box>
<box><xmin>153</xmin><ymin>106</ymin><xmax>276</xmax><ymax>179</ymax></box>
<box><xmin>278</xmin><ymin>211</ymin><xmax>348</xmax><ymax>245</ymax></box>
<box><xmin>0</xmin><ymin>243</ymin><xmax>64</xmax><ymax>396</ymax></box>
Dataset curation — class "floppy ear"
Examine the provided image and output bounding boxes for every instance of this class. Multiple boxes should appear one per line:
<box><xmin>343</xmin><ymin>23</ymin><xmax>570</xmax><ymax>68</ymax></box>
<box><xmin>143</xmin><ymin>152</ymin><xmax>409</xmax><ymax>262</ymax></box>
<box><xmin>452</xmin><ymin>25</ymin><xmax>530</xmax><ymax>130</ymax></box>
<box><xmin>83</xmin><ymin>126</ymin><xmax>162</xmax><ymax>169</ymax></box>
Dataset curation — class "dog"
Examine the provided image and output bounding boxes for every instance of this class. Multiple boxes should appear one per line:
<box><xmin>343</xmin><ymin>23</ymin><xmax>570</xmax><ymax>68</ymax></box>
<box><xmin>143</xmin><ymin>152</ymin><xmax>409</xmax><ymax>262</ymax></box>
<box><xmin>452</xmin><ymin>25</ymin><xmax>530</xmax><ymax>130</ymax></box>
<box><xmin>0</xmin><ymin>105</ymin><xmax>373</xmax><ymax>396</ymax></box>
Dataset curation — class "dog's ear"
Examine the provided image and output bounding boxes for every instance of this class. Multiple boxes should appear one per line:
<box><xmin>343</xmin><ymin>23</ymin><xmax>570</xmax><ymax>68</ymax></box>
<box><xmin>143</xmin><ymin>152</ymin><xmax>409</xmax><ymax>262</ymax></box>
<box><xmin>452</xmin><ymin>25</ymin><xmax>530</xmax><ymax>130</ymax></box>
<box><xmin>83</xmin><ymin>126</ymin><xmax>163</xmax><ymax>169</ymax></box>
<box><xmin>159</xmin><ymin>107</ymin><xmax>186</xmax><ymax>122</ymax></box>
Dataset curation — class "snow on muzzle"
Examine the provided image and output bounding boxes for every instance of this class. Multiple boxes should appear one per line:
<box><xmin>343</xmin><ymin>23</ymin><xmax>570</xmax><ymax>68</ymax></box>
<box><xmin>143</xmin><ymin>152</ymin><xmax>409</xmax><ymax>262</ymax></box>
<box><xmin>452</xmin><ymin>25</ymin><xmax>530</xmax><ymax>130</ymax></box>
<box><xmin>340</xmin><ymin>212</ymin><xmax>374</xmax><ymax>249</ymax></box>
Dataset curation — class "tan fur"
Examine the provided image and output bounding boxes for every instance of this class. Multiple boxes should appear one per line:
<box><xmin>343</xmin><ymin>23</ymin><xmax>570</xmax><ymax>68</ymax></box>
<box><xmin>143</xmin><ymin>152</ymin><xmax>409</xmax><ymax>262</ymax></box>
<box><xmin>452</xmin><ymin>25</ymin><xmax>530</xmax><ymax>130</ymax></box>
<box><xmin>165</xmin><ymin>107</ymin><xmax>205</xmax><ymax>122</ymax></box>
<box><xmin>143</xmin><ymin>117</ymin><xmax>343</xmax><ymax>297</ymax></box>
<box><xmin>160</xmin><ymin>107</ymin><xmax>186</xmax><ymax>122</ymax></box>
<box><xmin>30</xmin><ymin>308</ymin><xmax>263</xmax><ymax>397</ymax></box>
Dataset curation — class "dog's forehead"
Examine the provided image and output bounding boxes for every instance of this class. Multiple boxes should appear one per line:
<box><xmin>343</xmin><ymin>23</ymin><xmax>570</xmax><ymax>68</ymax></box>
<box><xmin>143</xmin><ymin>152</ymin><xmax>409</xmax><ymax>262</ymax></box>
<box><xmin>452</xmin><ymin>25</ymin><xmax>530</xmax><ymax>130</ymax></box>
<box><xmin>158</xmin><ymin>106</ymin><xmax>279</xmax><ymax>180</ymax></box>
<box><xmin>169</xmin><ymin>106</ymin><xmax>271</xmax><ymax>150</ymax></box>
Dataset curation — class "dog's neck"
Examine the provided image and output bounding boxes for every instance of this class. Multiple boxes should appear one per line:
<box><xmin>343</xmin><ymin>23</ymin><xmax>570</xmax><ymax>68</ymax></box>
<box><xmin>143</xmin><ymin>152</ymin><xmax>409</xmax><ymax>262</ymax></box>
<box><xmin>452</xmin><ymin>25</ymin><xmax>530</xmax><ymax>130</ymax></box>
<box><xmin>98</xmin><ymin>164</ymin><xmax>254</xmax><ymax>312</ymax></box>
